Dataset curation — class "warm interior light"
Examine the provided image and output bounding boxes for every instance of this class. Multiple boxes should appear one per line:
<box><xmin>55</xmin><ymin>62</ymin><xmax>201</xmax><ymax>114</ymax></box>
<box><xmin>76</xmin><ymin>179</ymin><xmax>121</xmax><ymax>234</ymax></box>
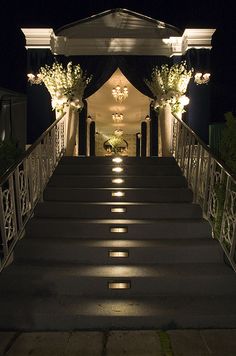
<box><xmin>109</xmin><ymin>250</ymin><xmax>129</xmax><ymax>258</ymax></box>
<box><xmin>112</xmin><ymin>85</ymin><xmax>128</xmax><ymax>103</ymax></box>
<box><xmin>108</xmin><ymin>281</ymin><xmax>131</xmax><ymax>289</ymax></box>
<box><xmin>112</xmin><ymin>178</ymin><xmax>124</xmax><ymax>184</ymax></box>
<box><xmin>112</xmin><ymin>157</ymin><xmax>123</xmax><ymax>163</ymax></box>
<box><xmin>112</xmin><ymin>167</ymin><xmax>123</xmax><ymax>173</ymax></box>
<box><xmin>112</xmin><ymin>113</ymin><xmax>124</xmax><ymax>123</ymax></box>
<box><xmin>110</xmin><ymin>227</ymin><xmax>128</xmax><ymax>233</ymax></box>
<box><xmin>111</xmin><ymin>207</ymin><xmax>127</xmax><ymax>213</ymax></box>
<box><xmin>112</xmin><ymin>191</ymin><xmax>125</xmax><ymax>197</ymax></box>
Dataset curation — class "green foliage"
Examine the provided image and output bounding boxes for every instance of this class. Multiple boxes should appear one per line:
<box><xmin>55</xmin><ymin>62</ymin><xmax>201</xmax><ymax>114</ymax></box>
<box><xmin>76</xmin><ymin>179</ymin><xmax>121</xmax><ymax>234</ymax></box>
<box><xmin>158</xmin><ymin>330</ymin><xmax>174</xmax><ymax>356</ymax></box>
<box><xmin>0</xmin><ymin>140</ymin><xmax>22</xmax><ymax>176</ymax></box>
<box><xmin>220</xmin><ymin>112</ymin><xmax>236</xmax><ymax>174</ymax></box>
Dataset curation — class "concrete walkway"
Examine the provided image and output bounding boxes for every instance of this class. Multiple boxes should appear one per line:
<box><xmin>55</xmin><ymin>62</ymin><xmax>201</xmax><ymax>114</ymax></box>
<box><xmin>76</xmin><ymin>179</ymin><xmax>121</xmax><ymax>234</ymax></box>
<box><xmin>1</xmin><ymin>329</ymin><xmax>236</xmax><ymax>355</ymax></box>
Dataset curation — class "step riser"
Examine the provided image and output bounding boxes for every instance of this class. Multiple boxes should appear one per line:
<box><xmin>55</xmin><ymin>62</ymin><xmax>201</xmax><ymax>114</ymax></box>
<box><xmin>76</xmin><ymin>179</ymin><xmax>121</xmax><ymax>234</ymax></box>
<box><xmin>15</xmin><ymin>244</ymin><xmax>223</xmax><ymax>264</ymax></box>
<box><xmin>60</xmin><ymin>157</ymin><xmax>177</xmax><ymax>166</ymax></box>
<box><xmin>54</xmin><ymin>165</ymin><xmax>182</xmax><ymax>176</ymax></box>
<box><xmin>35</xmin><ymin>203</ymin><xmax>202</xmax><ymax>219</ymax></box>
<box><xmin>44</xmin><ymin>188</ymin><xmax>193</xmax><ymax>202</ymax></box>
<box><xmin>48</xmin><ymin>176</ymin><xmax>187</xmax><ymax>188</ymax></box>
<box><xmin>27</xmin><ymin>220</ymin><xmax>211</xmax><ymax>239</ymax></box>
<box><xmin>1</xmin><ymin>275</ymin><xmax>235</xmax><ymax>297</ymax></box>
<box><xmin>1</xmin><ymin>314</ymin><xmax>236</xmax><ymax>330</ymax></box>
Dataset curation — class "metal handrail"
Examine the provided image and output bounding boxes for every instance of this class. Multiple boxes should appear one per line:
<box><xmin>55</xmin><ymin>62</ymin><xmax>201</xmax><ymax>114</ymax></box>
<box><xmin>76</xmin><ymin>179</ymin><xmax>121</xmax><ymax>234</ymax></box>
<box><xmin>173</xmin><ymin>113</ymin><xmax>236</xmax><ymax>182</ymax></box>
<box><xmin>0</xmin><ymin>112</ymin><xmax>66</xmax><ymax>271</ymax></box>
<box><xmin>1</xmin><ymin>113</ymin><xmax>65</xmax><ymax>183</ymax></box>
<box><xmin>171</xmin><ymin>113</ymin><xmax>236</xmax><ymax>271</ymax></box>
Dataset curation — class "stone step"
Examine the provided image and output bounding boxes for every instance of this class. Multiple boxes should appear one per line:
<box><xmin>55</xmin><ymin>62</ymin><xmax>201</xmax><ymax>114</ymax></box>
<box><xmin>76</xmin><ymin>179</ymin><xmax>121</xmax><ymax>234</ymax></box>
<box><xmin>54</xmin><ymin>164</ymin><xmax>182</xmax><ymax>176</ymax></box>
<box><xmin>15</xmin><ymin>238</ymin><xmax>223</xmax><ymax>264</ymax></box>
<box><xmin>26</xmin><ymin>218</ymin><xmax>211</xmax><ymax>239</ymax></box>
<box><xmin>0</xmin><ymin>263</ymin><xmax>235</xmax><ymax>297</ymax></box>
<box><xmin>34</xmin><ymin>202</ymin><xmax>202</xmax><ymax>219</ymax></box>
<box><xmin>60</xmin><ymin>156</ymin><xmax>177</xmax><ymax>166</ymax></box>
<box><xmin>43</xmin><ymin>187</ymin><xmax>193</xmax><ymax>202</ymax></box>
<box><xmin>0</xmin><ymin>295</ymin><xmax>236</xmax><ymax>330</ymax></box>
<box><xmin>48</xmin><ymin>175</ymin><xmax>188</xmax><ymax>188</ymax></box>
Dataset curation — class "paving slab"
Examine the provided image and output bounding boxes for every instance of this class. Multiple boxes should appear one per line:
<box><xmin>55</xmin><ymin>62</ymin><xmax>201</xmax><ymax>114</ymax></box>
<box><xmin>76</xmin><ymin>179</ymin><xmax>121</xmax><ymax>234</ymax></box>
<box><xmin>65</xmin><ymin>331</ymin><xmax>103</xmax><ymax>356</ymax></box>
<box><xmin>0</xmin><ymin>332</ymin><xmax>17</xmax><ymax>354</ymax></box>
<box><xmin>168</xmin><ymin>330</ymin><xmax>209</xmax><ymax>356</ymax></box>
<box><xmin>201</xmin><ymin>329</ymin><xmax>236</xmax><ymax>356</ymax></box>
<box><xmin>106</xmin><ymin>330</ymin><xmax>162</xmax><ymax>356</ymax></box>
<box><xmin>5</xmin><ymin>332</ymin><xmax>70</xmax><ymax>356</ymax></box>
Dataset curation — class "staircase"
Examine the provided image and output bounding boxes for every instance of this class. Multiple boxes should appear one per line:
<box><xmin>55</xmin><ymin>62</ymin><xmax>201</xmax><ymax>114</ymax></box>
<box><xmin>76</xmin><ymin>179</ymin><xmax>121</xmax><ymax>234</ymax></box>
<box><xmin>0</xmin><ymin>156</ymin><xmax>236</xmax><ymax>330</ymax></box>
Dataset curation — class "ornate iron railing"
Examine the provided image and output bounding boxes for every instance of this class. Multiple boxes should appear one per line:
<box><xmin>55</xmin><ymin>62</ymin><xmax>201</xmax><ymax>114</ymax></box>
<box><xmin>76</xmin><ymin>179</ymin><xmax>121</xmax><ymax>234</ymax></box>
<box><xmin>172</xmin><ymin>114</ymin><xmax>236</xmax><ymax>271</ymax></box>
<box><xmin>0</xmin><ymin>113</ymin><xmax>66</xmax><ymax>271</ymax></box>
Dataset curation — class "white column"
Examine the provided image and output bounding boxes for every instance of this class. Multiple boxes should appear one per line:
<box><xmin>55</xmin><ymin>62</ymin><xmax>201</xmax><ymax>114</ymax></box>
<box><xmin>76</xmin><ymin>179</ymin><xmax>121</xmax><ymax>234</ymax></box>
<box><xmin>145</xmin><ymin>115</ymin><xmax>151</xmax><ymax>157</ymax></box>
<box><xmin>159</xmin><ymin>104</ymin><xmax>173</xmax><ymax>157</ymax></box>
<box><xmin>86</xmin><ymin>116</ymin><xmax>92</xmax><ymax>156</ymax></box>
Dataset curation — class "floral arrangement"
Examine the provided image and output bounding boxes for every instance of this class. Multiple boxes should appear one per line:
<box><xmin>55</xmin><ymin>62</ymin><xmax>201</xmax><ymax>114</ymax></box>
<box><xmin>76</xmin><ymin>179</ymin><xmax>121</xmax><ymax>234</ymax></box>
<box><xmin>28</xmin><ymin>62</ymin><xmax>91</xmax><ymax>111</ymax></box>
<box><xmin>145</xmin><ymin>61</ymin><xmax>193</xmax><ymax>114</ymax></box>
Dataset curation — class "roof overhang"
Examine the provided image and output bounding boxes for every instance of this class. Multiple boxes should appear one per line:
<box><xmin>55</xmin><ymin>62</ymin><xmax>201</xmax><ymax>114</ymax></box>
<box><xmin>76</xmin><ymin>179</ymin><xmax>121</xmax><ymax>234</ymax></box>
<box><xmin>21</xmin><ymin>9</ymin><xmax>215</xmax><ymax>56</ymax></box>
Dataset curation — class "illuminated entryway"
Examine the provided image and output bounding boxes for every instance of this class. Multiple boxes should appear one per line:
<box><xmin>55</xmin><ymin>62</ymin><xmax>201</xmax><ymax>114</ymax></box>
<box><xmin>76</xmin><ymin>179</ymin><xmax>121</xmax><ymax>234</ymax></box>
<box><xmin>87</xmin><ymin>68</ymin><xmax>150</xmax><ymax>156</ymax></box>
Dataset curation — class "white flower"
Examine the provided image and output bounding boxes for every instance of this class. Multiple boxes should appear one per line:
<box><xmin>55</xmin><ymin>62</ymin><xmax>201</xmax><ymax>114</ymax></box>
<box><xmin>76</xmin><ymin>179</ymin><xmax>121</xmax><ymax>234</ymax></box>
<box><xmin>146</xmin><ymin>61</ymin><xmax>193</xmax><ymax>114</ymax></box>
<box><xmin>31</xmin><ymin>62</ymin><xmax>91</xmax><ymax>111</ymax></box>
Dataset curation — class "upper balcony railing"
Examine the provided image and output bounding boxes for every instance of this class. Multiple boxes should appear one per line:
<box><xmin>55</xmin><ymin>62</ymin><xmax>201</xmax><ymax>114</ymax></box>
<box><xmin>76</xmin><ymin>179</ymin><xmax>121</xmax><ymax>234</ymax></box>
<box><xmin>0</xmin><ymin>113</ymin><xmax>66</xmax><ymax>272</ymax></box>
<box><xmin>172</xmin><ymin>114</ymin><xmax>236</xmax><ymax>271</ymax></box>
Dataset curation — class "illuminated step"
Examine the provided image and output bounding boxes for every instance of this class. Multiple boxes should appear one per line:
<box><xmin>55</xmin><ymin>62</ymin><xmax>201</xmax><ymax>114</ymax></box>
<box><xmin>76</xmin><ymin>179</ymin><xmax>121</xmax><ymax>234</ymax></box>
<box><xmin>112</xmin><ymin>167</ymin><xmax>123</xmax><ymax>173</ymax></box>
<box><xmin>111</xmin><ymin>207</ymin><xmax>127</xmax><ymax>213</ymax></box>
<box><xmin>109</xmin><ymin>250</ymin><xmax>129</xmax><ymax>258</ymax></box>
<box><xmin>112</xmin><ymin>191</ymin><xmax>125</xmax><ymax>197</ymax></box>
<box><xmin>112</xmin><ymin>178</ymin><xmax>124</xmax><ymax>184</ymax></box>
<box><xmin>112</xmin><ymin>157</ymin><xmax>123</xmax><ymax>163</ymax></box>
<box><xmin>108</xmin><ymin>281</ymin><xmax>131</xmax><ymax>289</ymax></box>
<box><xmin>110</xmin><ymin>227</ymin><xmax>128</xmax><ymax>233</ymax></box>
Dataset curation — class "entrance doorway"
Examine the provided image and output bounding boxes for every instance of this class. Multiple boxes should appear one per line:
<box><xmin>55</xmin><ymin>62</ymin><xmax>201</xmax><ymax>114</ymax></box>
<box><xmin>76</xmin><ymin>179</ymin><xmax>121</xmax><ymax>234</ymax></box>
<box><xmin>87</xmin><ymin>68</ymin><xmax>151</xmax><ymax>156</ymax></box>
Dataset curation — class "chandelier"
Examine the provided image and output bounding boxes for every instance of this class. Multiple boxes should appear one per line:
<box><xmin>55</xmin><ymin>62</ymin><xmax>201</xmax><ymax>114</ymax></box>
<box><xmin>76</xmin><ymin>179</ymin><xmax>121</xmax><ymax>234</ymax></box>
<box><xmin>194</xmin><ymin>72</ymin><xmax>211</xmax><ymax>85</ymax></box>
<box><xmin>112</xmin><ymin>85</ymin><xmax>128</xmax><ymax>102</ymax></box>
<box><xmin>112</xmin><ymin>113</ymin><xmax>124</xmax><ymax>123</ymax></box>
<box><xmin>114</xmin><ymin>129</ymin><xmax>123</xmax><ymax>137</ymax></box>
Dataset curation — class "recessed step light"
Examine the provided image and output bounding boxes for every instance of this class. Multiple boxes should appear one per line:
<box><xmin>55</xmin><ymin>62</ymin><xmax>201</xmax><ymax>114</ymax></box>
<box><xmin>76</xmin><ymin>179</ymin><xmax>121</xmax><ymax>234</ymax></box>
<box><xmin>112</xmin><ymin>167</ymin><xmax>123</xmax><ymax>173</ymax></box>
<box><xmin>112</xmin><ymin>157</ymin><xmax>123</xmax><ymax>163</ymax></box>
<box><xmin>110</xmin><ymin>227</ymin><xmax>128</xmax><ymax>233</ymax></box>
<box><xmin>108</xmin><ymin>281</ymin><xmax>131</xmax><ymax>289</ymax></box>
<box><xmin>112</xmin><ymin>178</ymin><xmax>124</xmax><ymax>184</ymax></box>
<box><xmin>112</xmin><ymin>191</ymin><xmax>125</xmax><ymax>197</ymax></box>
<box><xmin>111</xmin><ymin>207</ymin><xmax>127</xmax><ymax>213</ymax></box>
<box><xmin>109</xmin><ymin>250</ymin><xmax>129</xmax><ymax>258</ymax></box>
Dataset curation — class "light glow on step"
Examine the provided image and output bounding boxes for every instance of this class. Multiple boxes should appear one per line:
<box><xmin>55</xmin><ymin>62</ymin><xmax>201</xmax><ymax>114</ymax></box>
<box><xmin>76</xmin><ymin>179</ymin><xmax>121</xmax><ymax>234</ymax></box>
<box><xmin>109</xmin><ymin>250</ymin><xmax>129</xmax><ymax>258</ymax></box>
<box><xmin>112</xmin><ymin>191</ymin><xmax>125</xmax><ymax>197</ymax></box>
<box><xmin>112</xmin><ymin>167</ymin><xmax>123</xmax><ymax>173</ymax></box>
<box><xmin>112</xmin><ymin>157</ymin><xmax>123</xmax><ymax>163</ymax></box>
<box><xmin>112</xmin><ymin>178</ymin><xmax>124</xmax><ymax>184</ymax></box>
<box><xmin>111</xmin><ymin>207</ymin><xmax>126</xmax><ymax>213</ymax></box>
<box><xmin>108</xmin><ymin>281</ymin><xmax>131</xmax><ymax>289</ymax></box>
<box><xmin>110</xmin><ymin>227</ymin><xmax>128</xmax><ymax>233</ymax></box>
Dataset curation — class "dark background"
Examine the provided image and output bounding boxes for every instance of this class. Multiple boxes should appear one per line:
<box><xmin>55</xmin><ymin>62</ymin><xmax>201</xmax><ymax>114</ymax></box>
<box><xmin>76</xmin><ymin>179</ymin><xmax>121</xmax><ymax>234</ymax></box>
<box><xmin>0</xmin><ymin>0</ymin><xmax>235</xmax><ymax>122</ymax></box>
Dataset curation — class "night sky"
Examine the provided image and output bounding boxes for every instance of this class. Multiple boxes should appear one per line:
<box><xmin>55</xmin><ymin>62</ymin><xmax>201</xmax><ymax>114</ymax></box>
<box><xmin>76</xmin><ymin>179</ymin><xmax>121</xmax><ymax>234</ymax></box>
<box><xmin>0</xmin><ymin>0</ymin><xmax>236</xmax><ymax>122</ymax></box>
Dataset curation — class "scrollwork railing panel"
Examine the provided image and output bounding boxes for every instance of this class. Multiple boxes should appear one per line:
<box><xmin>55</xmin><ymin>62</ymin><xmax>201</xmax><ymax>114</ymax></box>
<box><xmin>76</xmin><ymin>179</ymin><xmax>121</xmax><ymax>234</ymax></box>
<box><xmin>172</xmin><ymin>114</ymin><xmax>236</xmax><ymax>271</ymax></box>
<box><xmin>0</xmin><ymin>113</ymin><xmax>66</xmax><ymax>271</ymax></box>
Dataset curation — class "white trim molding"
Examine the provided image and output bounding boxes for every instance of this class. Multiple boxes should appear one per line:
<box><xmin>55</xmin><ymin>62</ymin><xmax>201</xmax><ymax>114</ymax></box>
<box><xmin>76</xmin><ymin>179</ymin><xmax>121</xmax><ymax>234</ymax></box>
<box><xmin>182</xmin><ymin>29</ymin><xmax>216</xmax><ymax>52</ymax></box>
<box><xmin>21</xmin><ymin>28</ymin><xmax>216</xmax><ymax>55</ymax></box>
<box><xmin>21</xmin><ymin>28</ymin><xmax>54</xmax><ymax>49</ymax></box>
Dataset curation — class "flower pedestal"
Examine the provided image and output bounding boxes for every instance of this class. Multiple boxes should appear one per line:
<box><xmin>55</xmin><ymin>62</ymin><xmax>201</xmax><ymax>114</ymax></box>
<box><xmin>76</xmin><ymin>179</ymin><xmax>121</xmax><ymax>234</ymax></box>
<box><xmin>56</xmin><ymin>105</ymin><xmax>79</xmax><ymax>156</ymax></box>
<box><xmin>158</xmin><ymin>104</ymin><xmax>173</xmax><ymax>157</ymax></box>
